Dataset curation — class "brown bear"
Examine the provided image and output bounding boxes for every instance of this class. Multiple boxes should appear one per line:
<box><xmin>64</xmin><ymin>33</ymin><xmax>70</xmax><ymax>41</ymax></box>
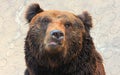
<box><xmin>24</xmin><ymin>3</ymin><xmax>105</xmax><ymax>75</ymax></box>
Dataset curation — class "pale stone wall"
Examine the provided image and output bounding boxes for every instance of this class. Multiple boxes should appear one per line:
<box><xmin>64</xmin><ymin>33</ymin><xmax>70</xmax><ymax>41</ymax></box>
<box><xmin>0</xmin><ymin>0</ymin><xmax>120</xmax><ymax>75</ymax></box>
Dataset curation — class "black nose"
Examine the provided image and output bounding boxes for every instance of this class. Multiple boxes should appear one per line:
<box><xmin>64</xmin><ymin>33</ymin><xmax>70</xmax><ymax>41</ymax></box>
<box><xmin>50</xmin><ymin>30</ymin><xmax>64</xmax><ymax>40</ymax></box>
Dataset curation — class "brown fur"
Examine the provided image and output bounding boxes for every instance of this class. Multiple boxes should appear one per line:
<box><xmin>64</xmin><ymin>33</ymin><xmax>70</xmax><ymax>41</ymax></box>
<box><xmin>24</xmin><ymin>3</ymin><xmax>105</xmax><ymax>75</ymax></box>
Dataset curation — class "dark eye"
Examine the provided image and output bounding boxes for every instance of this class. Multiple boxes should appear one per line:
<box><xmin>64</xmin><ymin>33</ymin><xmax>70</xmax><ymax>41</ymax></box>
<box><xmin>41</xmin><ymin>17</ymin><xmax>50</xmax><ymax>24</ymax></box>
<box><xmin>65</xmin><ymin>22</ymin><xmax>72</xmax><ymax>28</ymax></box>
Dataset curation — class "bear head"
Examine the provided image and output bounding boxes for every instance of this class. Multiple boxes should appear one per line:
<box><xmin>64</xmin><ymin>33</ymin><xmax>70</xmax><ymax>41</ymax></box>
<box><xmin>25</xmin><ymin>3</ymin><xmax>92</xmax><ymax>68</ymax></box>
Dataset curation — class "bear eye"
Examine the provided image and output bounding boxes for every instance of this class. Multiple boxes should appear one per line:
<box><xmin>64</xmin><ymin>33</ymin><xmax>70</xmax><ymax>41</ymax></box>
<box><xmin>65</xmin><ymin>22</ymin><xmax>72</xmax><ymax>28</ymax></box>
<box><xmin>41</xmin><ymin>17</ymin><xmax>51</xmax><ymax>25</ymax></box>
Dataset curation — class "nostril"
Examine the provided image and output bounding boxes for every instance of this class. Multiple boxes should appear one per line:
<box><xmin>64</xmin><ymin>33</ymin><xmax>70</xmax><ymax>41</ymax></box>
<box><xmin>60</xmin><ymin>32</ymin><xmax>64</xmax><ymax>36</ymax></box>
<box><xmin>50</xmin><ymin>30</ymin><xmax>64</xmax><ymax>39</ymax></box>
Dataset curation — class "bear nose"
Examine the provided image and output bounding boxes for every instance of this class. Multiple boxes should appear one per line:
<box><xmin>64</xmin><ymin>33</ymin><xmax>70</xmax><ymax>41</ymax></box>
<box><xmin>50</xmin><ymin>30</ymin><xmax>64</xmax><ymax>40</ymax></box>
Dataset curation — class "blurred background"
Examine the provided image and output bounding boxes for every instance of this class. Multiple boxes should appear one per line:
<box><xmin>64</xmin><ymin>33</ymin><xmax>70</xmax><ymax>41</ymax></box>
<box><xmin>0</xmin><ymin>0</ymin><xmax>120</xmax><ymax>75</ymax></box>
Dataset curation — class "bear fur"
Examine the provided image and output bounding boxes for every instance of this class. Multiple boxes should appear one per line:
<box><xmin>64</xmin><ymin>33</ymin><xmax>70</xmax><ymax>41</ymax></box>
<box><xmin>24</xmin><ymin>3</ymin><xmax>105</xmax><ymax>75</ymax></box>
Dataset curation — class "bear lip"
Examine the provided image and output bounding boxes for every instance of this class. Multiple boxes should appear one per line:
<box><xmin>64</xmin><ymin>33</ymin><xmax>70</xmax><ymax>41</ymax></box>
<box><xmin>47</xmin><ymin>37</ymin><xmax>63</xmax><ymax>46</ymax></box>
<box><xmin>49</xmin><ymin>41</ymin><xmax>57</xmax><ymax>45</ymax></box>
<box><xmin>48</xmin><ymin>41</ymin><xmax>62</xmax><ymax>46</ymax></box>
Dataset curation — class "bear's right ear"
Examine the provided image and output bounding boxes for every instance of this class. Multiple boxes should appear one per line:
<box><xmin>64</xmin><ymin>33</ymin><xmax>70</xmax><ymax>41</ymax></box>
<box><xmin>25</xmin><ymin>3</ymin><xmax>43</xmax><ymax>23</ymax></box>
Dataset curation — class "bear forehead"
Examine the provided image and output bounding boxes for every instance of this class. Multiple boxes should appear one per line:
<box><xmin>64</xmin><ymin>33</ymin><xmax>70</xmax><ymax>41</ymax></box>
<box><xmin>39</xmin><ymin>10</ymin><xmax>75</xmax><ymax>17</ymax></box>
<box><xmin>32</xmin><ymin>10</ymin><xmax>79</xmax><ymax>21</ymax></box>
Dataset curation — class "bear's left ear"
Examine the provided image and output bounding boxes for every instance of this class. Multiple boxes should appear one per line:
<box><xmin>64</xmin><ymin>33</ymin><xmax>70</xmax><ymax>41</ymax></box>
<box><xmin>78</xmin><ymin>11</ymin><xmax>92</xmax><ymax>32</ymax></box>
<box><xmin>25</xmin><ymin>3</ymin><xmax>44</xmax><ymax>23</ymax></box>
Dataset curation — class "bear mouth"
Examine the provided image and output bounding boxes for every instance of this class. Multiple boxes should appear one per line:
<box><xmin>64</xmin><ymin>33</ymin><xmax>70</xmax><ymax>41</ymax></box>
<box><xmin>49</xmin><ymin>41</ymin><xmax>58</xmax><ymax>46</ymax></box>
<box><xmin>44</xmin><ymin>38</ymin><xmax>64</xmax><ymax>54</ymax></box>
<box><xmin>47</xmin><ymin>41</ymin><xmax>62</xmax><ymax>49</ymax></box>
<box><xmin>47</xmin><ymin>37</ymin><xmax>63</xmax><ymax>46</ymax></box>
<box><xmin>48</xmin><ymin>41</ymin><xmax>62</xmax><ymax>46</ymax></box>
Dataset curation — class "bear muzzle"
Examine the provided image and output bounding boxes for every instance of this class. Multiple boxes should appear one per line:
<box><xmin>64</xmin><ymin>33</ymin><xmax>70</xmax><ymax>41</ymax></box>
<box><xmin>50</xmin><ymin>30</ymin><xmax>64</xmax><ymax>41</ymax></box>
<box><xmin>44</xmin><ymin>30</ymin><xmax>65</xmax><ymax>54</ymax></box>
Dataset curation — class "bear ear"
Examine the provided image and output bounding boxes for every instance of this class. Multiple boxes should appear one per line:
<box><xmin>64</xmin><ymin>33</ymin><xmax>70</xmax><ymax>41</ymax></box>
<box><xmin>78</xmin><ymin>11</ymin><xmax>92</xmax><ymax>32</ymax></box>
<box><xmin>25</xmin><ymin>3</ymin><xmax>44</xmax><ymax>23</ymax></box>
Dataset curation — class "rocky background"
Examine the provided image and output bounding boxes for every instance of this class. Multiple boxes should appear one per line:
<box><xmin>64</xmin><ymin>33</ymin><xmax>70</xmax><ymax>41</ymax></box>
<box><xmin>0</xmin><ymin>0</ymin><xmax>120</xmax><ymax>75</ymax></box>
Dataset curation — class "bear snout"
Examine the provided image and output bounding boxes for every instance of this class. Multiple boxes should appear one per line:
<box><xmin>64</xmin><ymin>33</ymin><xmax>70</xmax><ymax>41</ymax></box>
<box><xmin>43</xmin><ymin>30</ymin><xmax>65</xmax><ymax>54</ymax></box>
<box><xmin>50</xmin><ymin>30</ymin><xmax>64</xmax><ymax>41</ymax></box>
<box><xmin>47</xmin><ymin>30</ymin><xmax>64</xmax><ymax>46</ymax></box>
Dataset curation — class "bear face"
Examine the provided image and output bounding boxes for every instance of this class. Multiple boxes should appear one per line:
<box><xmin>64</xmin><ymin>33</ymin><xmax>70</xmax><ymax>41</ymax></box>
<box><xmin>24</xmin><ymin>3</ymin><xmax>105</xmax><ymax>75</ymax></box>
<box><xmin>28</xmin><ymin>11</ymin><xmax>85</xmax><ymax>53</ymax></box>
<box><xmin>25</xmin><ymin>4</ymin><xmax>93</xmax><ymax>68</ymax></box>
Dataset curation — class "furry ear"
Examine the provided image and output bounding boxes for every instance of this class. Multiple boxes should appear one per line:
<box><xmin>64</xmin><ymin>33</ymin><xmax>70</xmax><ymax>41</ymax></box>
<box><xmin>25</xmin><ymin>3</ymin><xmax>43</xmax><ymax>23</ymax></box>
<box><xmin>78</xmin><ymin>11</ymin><xmax>92</xmax><ymax>32</ymax></box>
